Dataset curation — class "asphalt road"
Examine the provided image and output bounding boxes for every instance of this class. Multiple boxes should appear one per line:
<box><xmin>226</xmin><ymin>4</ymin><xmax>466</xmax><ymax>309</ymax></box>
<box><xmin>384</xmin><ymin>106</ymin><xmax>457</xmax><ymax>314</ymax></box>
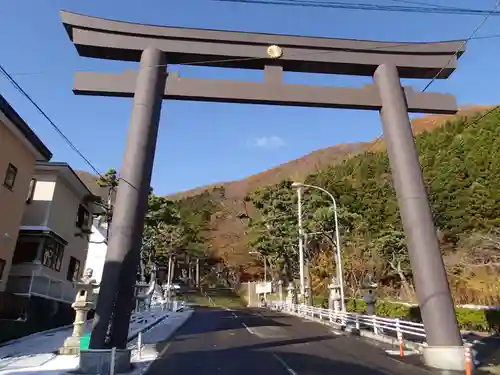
<box><xmin>145</xmin><ymin>307</ymin><xmax>435</xmax><ymax>375</ymax></box>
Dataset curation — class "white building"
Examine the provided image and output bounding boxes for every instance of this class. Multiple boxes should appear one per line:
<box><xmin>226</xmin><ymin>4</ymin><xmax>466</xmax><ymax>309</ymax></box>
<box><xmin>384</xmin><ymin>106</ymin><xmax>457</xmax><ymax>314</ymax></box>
<box><xmin>7</xmin><ymin>162</ymin><xmax>95</xmax><ymax>304</ymax></box>
<box><xmin>84</xmin><ymin>215</ymin><xmax>109</xmax><ymax>286</ymax></box>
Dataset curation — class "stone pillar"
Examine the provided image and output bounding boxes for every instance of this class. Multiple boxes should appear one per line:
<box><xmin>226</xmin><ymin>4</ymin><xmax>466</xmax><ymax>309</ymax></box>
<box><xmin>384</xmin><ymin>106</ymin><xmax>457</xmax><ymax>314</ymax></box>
<box><xmin>286</xmin><ymin>284</ymin><xmax>296</xmax><ymax>306</ymax></box>
<box><xmin>328</xmin><ymin>277</ymin><xmax>341</xmax><ymax>312</ymax></box>
<box><xmin>89</xmin><ymin>47</ymin><xmax>167</xmax><ymax>350</ymax></box>
<box><xmin>196</xmin><ymin>258</ymin><xmax>200</xmax><ymax>287</ymax></box>
<box><xmin>374</xmin><ymin>64</ymin><xmax>464</xmax><ymax>370</ymax></box>
<box><xmin>363</xmin><ymin>289</ymin><xmax>377</xmax><ymax>316</ymax></box>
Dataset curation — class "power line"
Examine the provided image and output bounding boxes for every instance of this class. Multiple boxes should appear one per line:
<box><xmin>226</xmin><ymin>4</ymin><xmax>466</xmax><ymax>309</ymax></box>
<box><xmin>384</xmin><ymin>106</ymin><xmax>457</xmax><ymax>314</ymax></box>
<box><xmin>0</xmin><ymin>63</ymin><xmax>103</xmax><ymax>177</ymax></box>
<box><xmin>215</xmin><ymin>0</ymin><xmax>500</xmax><ymax>16</ymax></box>
<box><xmin>422</xmin><ymin>0</ymin><xmax>500</xmax><ymax>92</ymax></box>
<box><xmin>1</xmin><ymin>64</ymin><xmax>145</xmax><ymax>194</ymax></box>
<box><xmin>389</xmin><ymin>0</ymin><xmax>470</xmax><ymax>10</ymax></box>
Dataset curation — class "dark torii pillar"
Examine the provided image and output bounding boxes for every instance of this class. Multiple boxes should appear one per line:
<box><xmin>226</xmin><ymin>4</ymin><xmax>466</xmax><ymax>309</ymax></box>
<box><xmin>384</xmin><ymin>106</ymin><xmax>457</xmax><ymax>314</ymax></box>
<box><xmin>89</xmin><ymin>47</ymin><xmax>166</xmax><ymax>349</ymax></box>
<box><xmin>374</xmin><ymin>64</ymin><xmax>464</xmax><ymax>370</ymax></box>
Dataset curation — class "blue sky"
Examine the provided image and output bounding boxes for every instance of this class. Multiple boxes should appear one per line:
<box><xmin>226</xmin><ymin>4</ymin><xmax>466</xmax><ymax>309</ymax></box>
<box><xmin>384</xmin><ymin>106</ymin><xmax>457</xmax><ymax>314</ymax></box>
<box><xmin>1</xmin><ymin>0</ymin><xmax>499</xmax><ymax>195</ymax></box>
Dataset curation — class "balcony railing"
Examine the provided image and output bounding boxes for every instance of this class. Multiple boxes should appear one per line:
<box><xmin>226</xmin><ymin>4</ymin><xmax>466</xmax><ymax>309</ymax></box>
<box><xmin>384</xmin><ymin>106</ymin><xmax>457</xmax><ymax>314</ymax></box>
<box><xmin>6</xmin><ymin>270</ymin><xmax>76</xmax><ymax>304</ymax></box>
<box><xmin>0</xmin><ymin>291</ymin><xmax>28</xmax><ymax>320</ymax></box>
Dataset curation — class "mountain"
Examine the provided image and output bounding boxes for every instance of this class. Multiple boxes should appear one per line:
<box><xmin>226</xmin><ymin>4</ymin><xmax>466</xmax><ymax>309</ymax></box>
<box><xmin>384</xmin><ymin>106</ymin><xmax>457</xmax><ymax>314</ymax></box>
<box><xmin>246</xmin><ymin>106</ymin><xmax>500</xmax><ymax>305</ymax></box>
<box><xmin>76</xmin><ymin>105</ymin><xmax>493</xmax><ymax>267</ymax></box>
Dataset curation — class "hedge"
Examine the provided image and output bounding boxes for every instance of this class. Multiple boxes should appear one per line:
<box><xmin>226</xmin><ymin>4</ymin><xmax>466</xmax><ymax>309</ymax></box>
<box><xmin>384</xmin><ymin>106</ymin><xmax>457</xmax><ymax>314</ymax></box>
<box><xmin>313</xmin><ymin>296</ymin><xmax>500</xmax><ymax>333</ymax></box>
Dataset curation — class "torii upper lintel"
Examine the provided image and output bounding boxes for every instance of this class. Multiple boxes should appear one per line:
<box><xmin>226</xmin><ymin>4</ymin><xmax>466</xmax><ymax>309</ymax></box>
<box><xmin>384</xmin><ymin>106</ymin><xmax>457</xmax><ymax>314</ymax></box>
<box><xmin>60</xmin><ymin>10</ymin><xmax>465</xmax><ymax>79</ymax></box>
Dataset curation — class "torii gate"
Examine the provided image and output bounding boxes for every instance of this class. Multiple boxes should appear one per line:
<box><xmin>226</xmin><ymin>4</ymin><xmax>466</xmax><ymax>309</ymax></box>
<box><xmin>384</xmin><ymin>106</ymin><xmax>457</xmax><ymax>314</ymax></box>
<box><xmin>61</xmin><ymin>10</ymin><xmax>466</xmax><ymax>370</ymax></box>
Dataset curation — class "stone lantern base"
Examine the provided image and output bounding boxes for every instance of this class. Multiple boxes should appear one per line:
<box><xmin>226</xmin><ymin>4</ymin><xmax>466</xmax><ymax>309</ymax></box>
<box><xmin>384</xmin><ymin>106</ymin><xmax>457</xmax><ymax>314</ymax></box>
<box><xmin>77</xmin><ymin>349</ymin><xmax>132</xmax><ymax>374</ymax></box>
<box><xmin>59</xmin><ymin>336</ymin><xmax>84</xmax><ymax>355</ymax></box>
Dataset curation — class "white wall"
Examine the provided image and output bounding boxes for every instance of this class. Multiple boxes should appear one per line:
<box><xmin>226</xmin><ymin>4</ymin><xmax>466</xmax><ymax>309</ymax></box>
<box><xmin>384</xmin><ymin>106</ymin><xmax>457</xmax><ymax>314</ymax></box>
<box><xmin>84</xmin><ymin>221</ymin><xmax>108</xmax><ymax>285</ymax></box>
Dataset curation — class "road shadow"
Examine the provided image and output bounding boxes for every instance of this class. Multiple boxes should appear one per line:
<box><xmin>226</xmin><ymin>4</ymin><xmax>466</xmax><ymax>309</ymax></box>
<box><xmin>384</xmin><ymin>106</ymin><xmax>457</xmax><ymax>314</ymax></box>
<box><xmin>171</xmin><ymin>307</ymin><xmax>291</xmax><ymax>337</ymax></box>
<box><xmin>461</xmin><ymin>331</ymin><xmax>500</xmax><ymax>366</ymax></box>
<box><xmin>145</xmin><ymin>337</ymin><xmax>432</xmax><ymax>375</ymax></box>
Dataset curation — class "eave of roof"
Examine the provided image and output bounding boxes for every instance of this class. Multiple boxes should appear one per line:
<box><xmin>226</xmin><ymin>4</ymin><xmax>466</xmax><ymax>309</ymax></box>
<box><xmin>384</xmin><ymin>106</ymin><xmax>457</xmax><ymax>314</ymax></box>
<box><xmin>0</xmin><ymin>94</ymin><xmax>52</xmax><ymax>161</ymax></box>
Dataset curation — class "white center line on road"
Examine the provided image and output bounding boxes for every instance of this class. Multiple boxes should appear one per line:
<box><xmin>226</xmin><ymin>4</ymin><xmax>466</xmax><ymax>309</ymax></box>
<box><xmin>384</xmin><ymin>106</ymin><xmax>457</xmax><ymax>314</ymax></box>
<box><xmin>241</xmin><ymin>322</ymin><xmax>255</xmax><ymax>335</ymax></box>
<box><xmin>273</xmin><ymin>353</ymin><xmax>299</xmax><ymax>375</ymax></box>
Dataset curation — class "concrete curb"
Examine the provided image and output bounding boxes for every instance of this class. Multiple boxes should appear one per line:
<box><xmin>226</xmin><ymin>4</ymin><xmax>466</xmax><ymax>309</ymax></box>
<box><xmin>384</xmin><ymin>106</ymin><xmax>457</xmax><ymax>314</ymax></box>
<box><xmin>158</xmin><ymin>310</ymin><xmax>193</xmax><ymax>343</ymax></box>
<box><xmin>128</xmin><ymin>313</ymin><xmax>170</xmax><ymax>343</ymax></box>
<box><xmin>355</xmin><ymin>327</ymin><xmax>424</xmax><ymax>352</ymax></box>
<box><xmin>0</xmin><ymin>309</ymin><xmax>169</xmax><ymax>349</ymax></box>
<box><xmin>0</xmin><ymin>321</ymin><xmax>92</xmax><ymax>349</ymax></box>
<box><xmin>134</xmin><ymin>310</ymin><xmax>194</xmax><ymax>375</ymax></box>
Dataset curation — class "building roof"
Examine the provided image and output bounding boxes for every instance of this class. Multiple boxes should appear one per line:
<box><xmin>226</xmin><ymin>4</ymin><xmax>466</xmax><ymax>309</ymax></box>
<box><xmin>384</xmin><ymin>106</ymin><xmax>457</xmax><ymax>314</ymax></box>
<box><xmin>0</xmin><ymin>94</ymin><xmax>52</xmax><ymax>161</ymax></box>
<box><xmin>35</xmin><ymin>161</ymin><xmax>93</xmax><ymax>198</ymax></box>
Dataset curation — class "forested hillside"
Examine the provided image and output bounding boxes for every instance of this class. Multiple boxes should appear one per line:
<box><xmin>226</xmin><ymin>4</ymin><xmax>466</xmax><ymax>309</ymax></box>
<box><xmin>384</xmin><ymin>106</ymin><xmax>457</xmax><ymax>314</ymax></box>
<box><xmin>246</xmin><ymin>108</ymin><xmax>500</xmax><ymax>305</ymax></box>
<box><xmin>79</xmin><ymin>107</ymin><xmax>500</xmax><ymax>303</ymax></box>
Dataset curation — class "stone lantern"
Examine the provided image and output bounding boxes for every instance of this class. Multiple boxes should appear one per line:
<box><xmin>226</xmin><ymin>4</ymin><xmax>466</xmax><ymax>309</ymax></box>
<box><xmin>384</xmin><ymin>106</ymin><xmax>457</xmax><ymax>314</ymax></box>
<box><xmin>328</xmin><ymin>276</ymin><xmax>342</xmax><ymax>312</ymax></box>
<box><xmin>60</xmin><ymin>268</ymin><xmax>99</xmax><ymax>355</ymax></box>
<box><xmin>304</xmin><ymin>285</ymin><xmax>311</xmax><ymax>306</ymax></box>
<box><xmin>162</xmin><ymin>283</ymin><xmax>176</xmax><ymax>310</ymax></box>
<box><xmin>286</xmin><ymin>284</ymin><xmax>297</xmax><ymax>306</ymax></box>
<box><xmin>134</xmin><ymin>280</ymin><xmax>150</xmax><ymax>312</ymax></box>
<box><xmin>361</xmin><ymin>274</ymin><xmax>378</xmax><ymax>315</ymax></box>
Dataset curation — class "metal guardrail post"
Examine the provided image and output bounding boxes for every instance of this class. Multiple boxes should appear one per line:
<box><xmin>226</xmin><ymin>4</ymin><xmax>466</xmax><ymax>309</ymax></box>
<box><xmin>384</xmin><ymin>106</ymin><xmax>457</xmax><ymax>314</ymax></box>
<box><xmin>137</xmin><ymin>331</ymin><xmax>142</xmax><ymax>359</ymax></box>
<box><xmin>110</xmin><ymin>347</ymin><xmax>117</xmax><ymax>375</ymax></box>
<box><xmin>464</xmin><ymin>343</ymin><xmax>472</xmax><ymax>375</ymax></box>
<box><xmin>396</xmin><ymin>319</ymin><xmax>404</xmax><ymax>357</ymax></box>
<box><xmin>372</xmin><ymin>315</ymin><xmax>378</xmax><ymax>335</ymax></box>
<box><xmin>28</xmin><ymin>271</ymin><xmax>34</xmax><ymax>295</ymax></box>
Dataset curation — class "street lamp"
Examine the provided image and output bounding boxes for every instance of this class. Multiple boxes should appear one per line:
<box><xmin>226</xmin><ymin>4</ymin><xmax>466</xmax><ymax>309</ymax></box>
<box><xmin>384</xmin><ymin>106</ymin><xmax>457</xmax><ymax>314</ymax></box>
<box><xmin>291</xmin><ymin>182</ymin><xmax>346</xmax><ymax>311</ymax></box>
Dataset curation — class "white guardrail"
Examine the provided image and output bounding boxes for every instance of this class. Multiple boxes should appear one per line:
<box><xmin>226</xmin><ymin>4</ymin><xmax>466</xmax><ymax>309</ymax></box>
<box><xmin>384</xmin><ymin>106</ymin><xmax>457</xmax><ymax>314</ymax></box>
<box><xmin>267</xmin><ymin>301</ymin><xmax>478</xmax><ymax>372</ymax></box>
<box><xmin>267</xmin><ymin>301</ymin><xmax>427</xmax><ymax>340</ymax></box>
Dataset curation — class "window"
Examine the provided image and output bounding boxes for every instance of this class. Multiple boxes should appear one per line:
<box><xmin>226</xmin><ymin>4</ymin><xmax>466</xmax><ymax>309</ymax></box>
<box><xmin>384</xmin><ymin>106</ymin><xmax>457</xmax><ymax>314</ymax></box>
<box><xmin>12</xmin><ymin>239</ymin><xmax>41</xmax><ymax>264</ymax></box>
<box><xmin>41</xmin><ymin>238</ymin><xmax>64</xmax><ymax>271</ymax></box>
<box><xmin>3</xmin><ymin>163</ymin><xmax>17</xmax><ymax>190</ymax></box>
<box><xmin>26</xmin><ymin>178</ymin><xmax>37</xmax><ymax>204</ymax></box>
<box><xmin>66</xmin><ymin>257</ymin><xmax>81</xmax><ymax>282</ymax></box>
<box><xmin>76</xmin><ymin>204</ymin><xmax>90</xmax><ymax>229</ymax></box>
<box><xmin>0</xmin><ymin>258</ymin><xmax>5</xmax><ymax>280</ymax></box>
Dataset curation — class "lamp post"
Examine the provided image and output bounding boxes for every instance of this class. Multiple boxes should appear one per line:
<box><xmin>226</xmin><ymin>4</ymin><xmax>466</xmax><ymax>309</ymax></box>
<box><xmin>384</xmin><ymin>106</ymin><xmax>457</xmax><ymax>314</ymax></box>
<box><xmin>291</xmin><ymin>182</ymin><xmax>345</xmax><ymax>311</ymax></box>
<box><xmin>296</xmin><ymin>186</ymin><xmax>306</xmax><ymax>299</ymax></box>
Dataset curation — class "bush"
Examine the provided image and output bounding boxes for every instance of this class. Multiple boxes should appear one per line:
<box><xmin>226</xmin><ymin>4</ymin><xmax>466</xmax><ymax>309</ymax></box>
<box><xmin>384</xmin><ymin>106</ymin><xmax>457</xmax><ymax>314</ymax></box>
<box><xmin>345</xmin><ymin>298</ymin><xmax>500</xmax><ymax>333</ymax></box>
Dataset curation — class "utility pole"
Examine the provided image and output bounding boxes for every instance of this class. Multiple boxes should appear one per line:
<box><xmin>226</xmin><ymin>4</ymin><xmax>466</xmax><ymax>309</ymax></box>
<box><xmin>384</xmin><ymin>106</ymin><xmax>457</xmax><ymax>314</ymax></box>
<box><xmin>297</xmin><ymin>187</ymin><xmax>305</xmax><ymax>298</ymax></box>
